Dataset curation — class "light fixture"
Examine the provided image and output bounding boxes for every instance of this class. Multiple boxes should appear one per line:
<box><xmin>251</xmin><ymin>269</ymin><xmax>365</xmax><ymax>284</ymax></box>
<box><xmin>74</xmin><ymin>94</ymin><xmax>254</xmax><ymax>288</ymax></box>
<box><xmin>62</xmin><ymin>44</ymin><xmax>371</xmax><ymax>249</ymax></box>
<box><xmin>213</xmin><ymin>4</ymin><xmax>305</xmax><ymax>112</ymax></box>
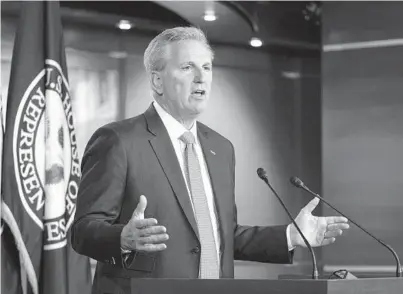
<box><xmin>116</xmin><ymin>20</ymin><xmax>132</xmax><ymax>30</ymax></box>
<box><xmin>249</xmin><ymin>37</ymin><xmax>263</xmax><ymax>48</ymax></box>
<box><xmin>204</xmin><ymin>10</ymin><xmax>217</xmax><ymax>22</ymax></box>
<box><xmin>282</xmin><ymin>71</ymin><xmax>301</xmax><ymax>79</ymax></box>
<box><xmin>108</xmin><ymin>51</ymin><xmax>128</xmax><ymax>59</ymax></box>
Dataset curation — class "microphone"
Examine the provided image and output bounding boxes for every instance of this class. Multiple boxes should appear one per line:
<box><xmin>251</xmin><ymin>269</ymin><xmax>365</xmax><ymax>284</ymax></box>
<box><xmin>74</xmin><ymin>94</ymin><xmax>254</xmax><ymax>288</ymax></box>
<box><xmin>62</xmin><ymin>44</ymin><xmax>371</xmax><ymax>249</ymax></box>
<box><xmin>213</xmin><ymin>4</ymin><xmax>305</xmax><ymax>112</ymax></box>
<box><xmin>257</xmin><ymin>168</ymin><xmax>319</xmax><ymax>279</ymax></box>
<box><xmin>290</xmin><ymin>176</ymin><xmax>402</xmax><ymax>278</ymax></box>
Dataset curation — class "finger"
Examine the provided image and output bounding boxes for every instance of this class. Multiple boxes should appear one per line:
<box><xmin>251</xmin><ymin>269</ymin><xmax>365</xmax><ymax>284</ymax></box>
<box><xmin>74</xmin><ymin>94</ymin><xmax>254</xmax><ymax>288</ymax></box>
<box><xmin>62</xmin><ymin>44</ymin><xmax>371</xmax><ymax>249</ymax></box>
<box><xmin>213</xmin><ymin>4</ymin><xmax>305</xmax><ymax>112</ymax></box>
<box><xmin>139</xmin><ymin>226</ymin><xmax>167</xmax><ymax>236</ymax></box>
<box><xmin>137</xmin><ymin>243</ymin><xmax>167</xmax><ymax>252</ymax></box>
<box><xmin>321</xmin><ymin>237</ymin><xmax>336</xmax><ymax>246</ymax></box>
<box><xmin>132</xmin><ymin>195</ymin><xmax>147</xmax><ymax>219</ymax></box>
<box><xmin>133</xmin><ymin>218</ymin><xmax>158</xmax><ymax>229</ymax></box>
<box><xmin>139</xmin><ymin>234</ymin><xmax>169</xmax><ymax>244</ymax></box>
<box><xmin>326</xmin><ymin>216</ymin><xmax>349</xmax><ymax>224</ymax></box>
<box><xmin>327</xmin><ymin>223</ymin><xmax>350</xmax><ymax>230</ymax></box>
<box><xmin>302</xmin><ymin>197</ymin><xmax>320</xmax><ymax>213</ymax></box>
<box><xmin>324</xmin><ymin>229</ymin><xmax>343</xmax><ymax>238</ymax></box>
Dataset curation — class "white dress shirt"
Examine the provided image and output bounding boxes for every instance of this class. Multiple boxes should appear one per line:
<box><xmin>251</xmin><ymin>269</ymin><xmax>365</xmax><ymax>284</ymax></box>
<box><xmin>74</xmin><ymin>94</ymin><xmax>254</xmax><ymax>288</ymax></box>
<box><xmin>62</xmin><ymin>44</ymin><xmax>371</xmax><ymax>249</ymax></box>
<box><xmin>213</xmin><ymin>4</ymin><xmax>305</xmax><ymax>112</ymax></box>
<box><xmin>153</xmin><ymin>102</ymin><xmax>221</xmax><ymax>262</ymax></box>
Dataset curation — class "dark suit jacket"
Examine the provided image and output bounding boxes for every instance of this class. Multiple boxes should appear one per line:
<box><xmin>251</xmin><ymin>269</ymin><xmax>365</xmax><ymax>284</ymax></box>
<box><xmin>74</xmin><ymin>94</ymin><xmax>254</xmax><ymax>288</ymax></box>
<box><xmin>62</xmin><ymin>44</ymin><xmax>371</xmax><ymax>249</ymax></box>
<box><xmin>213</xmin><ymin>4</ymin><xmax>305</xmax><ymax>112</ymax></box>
<box><xmin>71</xmin><ymin>104</ymin><xmax>293</xmax><ymax>294</ymax></box>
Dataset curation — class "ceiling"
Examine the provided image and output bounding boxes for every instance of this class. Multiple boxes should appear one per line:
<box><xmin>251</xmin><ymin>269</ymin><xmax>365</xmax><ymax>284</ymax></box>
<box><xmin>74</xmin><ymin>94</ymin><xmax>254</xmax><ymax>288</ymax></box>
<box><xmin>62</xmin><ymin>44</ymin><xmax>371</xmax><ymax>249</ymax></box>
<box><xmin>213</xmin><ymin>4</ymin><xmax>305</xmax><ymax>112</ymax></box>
<box><xmin>1</xmin><ymin>1</ymin><xmax>321</xmax><ymax>56</ymax></box>
<box><xmin>156</xmin><ymin>1</ymin><xmax>320</xmax><ymax>50</ymax></box>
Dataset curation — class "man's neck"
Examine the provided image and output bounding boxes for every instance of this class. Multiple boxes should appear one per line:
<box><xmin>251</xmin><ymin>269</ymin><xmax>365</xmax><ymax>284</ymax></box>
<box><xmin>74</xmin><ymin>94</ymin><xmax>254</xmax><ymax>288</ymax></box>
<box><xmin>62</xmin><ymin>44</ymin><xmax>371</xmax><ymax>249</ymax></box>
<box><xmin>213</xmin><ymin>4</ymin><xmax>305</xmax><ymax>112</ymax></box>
<box><xmin>155</xmin><ymin>100</ymin><xmax>196</xmax><ymax>130</ymax></box>
<box><xmin>176</xmin><ymin>117</ymin><xmax>195</xmax><ymax>130</ymax></box>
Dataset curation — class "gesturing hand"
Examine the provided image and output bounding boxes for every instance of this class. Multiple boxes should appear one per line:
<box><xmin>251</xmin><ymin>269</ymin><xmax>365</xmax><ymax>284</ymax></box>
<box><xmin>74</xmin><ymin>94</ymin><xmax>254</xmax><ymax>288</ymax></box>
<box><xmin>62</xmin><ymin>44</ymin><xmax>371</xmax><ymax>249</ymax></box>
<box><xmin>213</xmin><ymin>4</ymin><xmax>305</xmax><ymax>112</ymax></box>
<box><xmin>289</xmin><ymin>197</ymin><xmax>350</xmax><ymax>248</ymax></box>
<box><xmin>120</xmin><ymin>195</ymin><xmax>169</xmax><ymax>252</ymax></box>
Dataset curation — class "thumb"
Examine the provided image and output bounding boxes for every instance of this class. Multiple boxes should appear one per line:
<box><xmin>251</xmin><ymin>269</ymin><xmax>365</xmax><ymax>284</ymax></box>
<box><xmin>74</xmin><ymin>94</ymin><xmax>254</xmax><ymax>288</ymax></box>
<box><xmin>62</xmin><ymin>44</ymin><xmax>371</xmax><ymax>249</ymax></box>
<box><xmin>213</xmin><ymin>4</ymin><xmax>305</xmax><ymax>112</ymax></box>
<box><xmin>132</xmin><ymin>195</ymin><xmax>147</xmax><ymax>219</ymax></box>
<box><xmin>302</xmin><ymin>197</ymin><xmax>320</xmax><ymax>214</ymax></box>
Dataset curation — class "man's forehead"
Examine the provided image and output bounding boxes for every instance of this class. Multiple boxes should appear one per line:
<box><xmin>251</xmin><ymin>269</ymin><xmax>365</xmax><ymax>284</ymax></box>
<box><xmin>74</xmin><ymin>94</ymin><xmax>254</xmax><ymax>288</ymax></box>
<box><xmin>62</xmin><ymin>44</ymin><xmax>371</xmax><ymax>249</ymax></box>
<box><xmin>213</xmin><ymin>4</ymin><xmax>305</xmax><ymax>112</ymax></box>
<box><xmin>165</xmin><ymin>40</ymin><xmax>213</xmax><ymax>62</ymax></box>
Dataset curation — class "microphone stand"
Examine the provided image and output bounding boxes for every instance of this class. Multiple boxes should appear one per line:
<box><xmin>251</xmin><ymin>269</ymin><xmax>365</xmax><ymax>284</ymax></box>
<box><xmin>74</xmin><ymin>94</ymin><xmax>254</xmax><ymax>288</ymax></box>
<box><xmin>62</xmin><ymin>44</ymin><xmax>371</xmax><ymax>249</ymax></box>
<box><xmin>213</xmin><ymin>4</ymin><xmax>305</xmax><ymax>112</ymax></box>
<box><xmin>257</xmin><ymin>169</ymin><xmax>319</xmax><ymax>279</ymax></box>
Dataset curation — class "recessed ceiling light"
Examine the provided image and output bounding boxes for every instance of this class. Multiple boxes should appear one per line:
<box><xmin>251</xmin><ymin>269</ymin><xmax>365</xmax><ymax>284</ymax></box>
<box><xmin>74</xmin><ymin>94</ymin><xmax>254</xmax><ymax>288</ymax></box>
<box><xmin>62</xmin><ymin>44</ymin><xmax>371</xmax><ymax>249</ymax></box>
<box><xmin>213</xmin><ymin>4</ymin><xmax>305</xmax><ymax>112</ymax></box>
<box><xmin>117</xmin><ymin>20</ymin><xmax>132</xmax><ymax>30</ymax></box>
<box><xmin>204</xmin><ymin>11</ymin><xmax>217</xmax><ymax>22</ymax></box>
<box><xmin>249</xmin><ymin>37</ymin><xmax>263</xmax><ymax>48</ymax></box>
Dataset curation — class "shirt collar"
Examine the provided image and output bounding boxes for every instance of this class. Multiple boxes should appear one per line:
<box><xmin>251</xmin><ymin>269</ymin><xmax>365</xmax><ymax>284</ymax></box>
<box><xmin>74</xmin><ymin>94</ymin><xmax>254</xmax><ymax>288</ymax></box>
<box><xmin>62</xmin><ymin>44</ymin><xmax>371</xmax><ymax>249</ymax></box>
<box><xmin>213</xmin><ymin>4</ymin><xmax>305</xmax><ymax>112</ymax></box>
<box><xmin>153</xmin><ymin>101</ymin><xmax>198</xmax><ymax>144</ymax></box>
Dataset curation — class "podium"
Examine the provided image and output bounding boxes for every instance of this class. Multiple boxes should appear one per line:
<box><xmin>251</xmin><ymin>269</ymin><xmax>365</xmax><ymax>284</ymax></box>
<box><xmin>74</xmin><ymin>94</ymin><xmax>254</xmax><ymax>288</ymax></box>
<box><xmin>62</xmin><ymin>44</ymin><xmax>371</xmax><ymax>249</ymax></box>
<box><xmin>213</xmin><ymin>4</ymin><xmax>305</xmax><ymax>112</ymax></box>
<box><xmin>130</xmin><ymin>277</ymin><xmax>403</xmax><ymax>294</ymax></box>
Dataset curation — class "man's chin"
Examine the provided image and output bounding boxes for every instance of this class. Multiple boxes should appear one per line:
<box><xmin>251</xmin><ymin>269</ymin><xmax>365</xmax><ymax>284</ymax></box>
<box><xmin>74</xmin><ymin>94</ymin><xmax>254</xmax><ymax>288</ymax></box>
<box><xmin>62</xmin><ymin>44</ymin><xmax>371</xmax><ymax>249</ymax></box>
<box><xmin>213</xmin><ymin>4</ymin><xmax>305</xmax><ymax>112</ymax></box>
<box><xmin>192</xmin><ymin>97</ymin><xmax>208</xmax><ymax>109</ymax></box>
<box><xmin>190</xmin><ymin>104</ymin><xmax>207</xmax><ymax>116</ymax></box>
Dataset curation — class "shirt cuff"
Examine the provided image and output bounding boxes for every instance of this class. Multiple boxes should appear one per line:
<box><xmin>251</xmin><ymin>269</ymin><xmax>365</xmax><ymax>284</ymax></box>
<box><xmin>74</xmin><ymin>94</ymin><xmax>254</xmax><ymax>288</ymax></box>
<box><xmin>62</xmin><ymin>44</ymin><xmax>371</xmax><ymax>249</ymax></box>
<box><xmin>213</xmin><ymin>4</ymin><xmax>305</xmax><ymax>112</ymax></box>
<box><xmin>286</xmin><ymin>224</ymin><xmax>296</xmax><ymax>251</ymax></box>
<box><xmin>120</xmin><ymin>247</ymin><xmax>135</xmax><ymax>269</ymax></box>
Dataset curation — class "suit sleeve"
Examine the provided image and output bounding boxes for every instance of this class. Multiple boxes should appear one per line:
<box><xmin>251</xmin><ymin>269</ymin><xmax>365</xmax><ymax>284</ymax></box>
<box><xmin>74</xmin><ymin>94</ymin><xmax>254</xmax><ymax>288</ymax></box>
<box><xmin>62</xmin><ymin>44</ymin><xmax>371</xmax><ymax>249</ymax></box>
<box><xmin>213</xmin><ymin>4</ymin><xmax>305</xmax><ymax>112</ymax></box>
<box><xmin>230</xmin><ymin>143</ymin><xmax>294</xmax><ymax>264</ymax></box>
<box><xmin>71</xmin><ymin>126</ymin><xmax>127</xmax><ymax>263</ymax></box>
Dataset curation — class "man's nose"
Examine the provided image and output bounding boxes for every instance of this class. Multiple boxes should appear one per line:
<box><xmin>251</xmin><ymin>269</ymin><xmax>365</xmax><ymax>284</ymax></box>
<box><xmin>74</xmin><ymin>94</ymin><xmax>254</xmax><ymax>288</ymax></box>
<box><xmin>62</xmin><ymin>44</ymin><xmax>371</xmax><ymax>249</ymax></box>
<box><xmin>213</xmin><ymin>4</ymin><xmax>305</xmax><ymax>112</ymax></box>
<box><xmin>193</xmin><ymin>67</ymin><xmax>205</xmax><ymax>83</ymax></box>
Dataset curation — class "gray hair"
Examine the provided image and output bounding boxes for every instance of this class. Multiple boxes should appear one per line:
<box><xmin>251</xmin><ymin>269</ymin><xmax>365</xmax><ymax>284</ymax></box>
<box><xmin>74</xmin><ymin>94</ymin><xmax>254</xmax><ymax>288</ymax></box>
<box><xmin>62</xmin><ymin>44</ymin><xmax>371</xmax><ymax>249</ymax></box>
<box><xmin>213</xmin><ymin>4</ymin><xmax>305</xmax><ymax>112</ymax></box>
<box><xmin>143</xmin><ymin>26</ymin><xmax>214</xmax><ymax>74</ymax></box>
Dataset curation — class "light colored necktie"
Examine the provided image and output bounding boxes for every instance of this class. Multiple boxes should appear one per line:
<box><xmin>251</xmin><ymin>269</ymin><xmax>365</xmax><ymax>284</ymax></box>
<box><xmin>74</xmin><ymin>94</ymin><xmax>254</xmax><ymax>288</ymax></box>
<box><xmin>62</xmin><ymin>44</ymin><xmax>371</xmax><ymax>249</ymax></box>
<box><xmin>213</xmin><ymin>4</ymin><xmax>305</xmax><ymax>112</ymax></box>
<box><xmin>180</xmin><ymin>131</ymin><xmax>219</xmax><ymax>279</ymax></box>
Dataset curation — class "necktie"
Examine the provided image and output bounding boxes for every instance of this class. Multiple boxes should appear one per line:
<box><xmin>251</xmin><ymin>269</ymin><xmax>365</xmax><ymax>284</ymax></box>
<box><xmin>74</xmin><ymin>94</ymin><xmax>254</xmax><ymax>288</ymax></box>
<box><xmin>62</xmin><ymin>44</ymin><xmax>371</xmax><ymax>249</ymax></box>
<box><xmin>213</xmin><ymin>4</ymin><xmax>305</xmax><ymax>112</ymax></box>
<box><xmin>180</xmin><ymin>131</ymin><xmax>219</xmax><ymax>279</ymax></box>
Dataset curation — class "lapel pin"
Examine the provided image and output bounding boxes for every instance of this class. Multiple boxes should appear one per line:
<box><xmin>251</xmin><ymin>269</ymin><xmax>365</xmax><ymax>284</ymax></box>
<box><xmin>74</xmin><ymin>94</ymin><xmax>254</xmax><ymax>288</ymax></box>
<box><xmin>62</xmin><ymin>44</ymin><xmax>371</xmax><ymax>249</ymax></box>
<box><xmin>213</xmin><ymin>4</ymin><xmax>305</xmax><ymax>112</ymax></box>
<box><xmin>210</xmin><ymin>150</ymin><xmax>216</xmax><ymax>155</ymax></box>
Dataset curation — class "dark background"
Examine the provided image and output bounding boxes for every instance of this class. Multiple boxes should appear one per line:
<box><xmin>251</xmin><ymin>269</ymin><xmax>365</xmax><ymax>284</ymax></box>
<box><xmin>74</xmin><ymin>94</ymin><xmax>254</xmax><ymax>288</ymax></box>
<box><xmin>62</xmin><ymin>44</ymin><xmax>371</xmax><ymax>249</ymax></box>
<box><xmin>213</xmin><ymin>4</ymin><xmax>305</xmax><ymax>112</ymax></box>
<box><xmin>322</xmin><ymin>1</ymin><xmax>403</xmax><ymax>276</ymax></box>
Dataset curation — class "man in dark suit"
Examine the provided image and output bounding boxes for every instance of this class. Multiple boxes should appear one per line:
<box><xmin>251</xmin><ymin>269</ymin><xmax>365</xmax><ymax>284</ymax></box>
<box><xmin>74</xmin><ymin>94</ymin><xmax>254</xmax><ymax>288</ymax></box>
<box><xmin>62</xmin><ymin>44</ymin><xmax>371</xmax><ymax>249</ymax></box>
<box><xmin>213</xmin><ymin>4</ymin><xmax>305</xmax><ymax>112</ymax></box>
<box><xmin>71</xmin><ymin>27</ymin><xmax>349</xmax><ymax>294</ymax></box>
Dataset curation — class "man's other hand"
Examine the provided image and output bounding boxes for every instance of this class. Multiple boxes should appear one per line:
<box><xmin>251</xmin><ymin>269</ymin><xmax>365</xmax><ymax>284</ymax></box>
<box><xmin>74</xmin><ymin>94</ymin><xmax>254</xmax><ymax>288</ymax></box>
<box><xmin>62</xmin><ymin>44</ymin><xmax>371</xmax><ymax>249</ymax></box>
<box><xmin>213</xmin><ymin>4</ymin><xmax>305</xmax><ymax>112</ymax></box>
<box><xmin>120</xmin><ymin>195</ymin><xmax>169</xmax><ymax>252</ymax></box>
<box><xmin>289</xmin><ymin>197</ymin><xmax>350</xmax><ymax>248</ymax></box>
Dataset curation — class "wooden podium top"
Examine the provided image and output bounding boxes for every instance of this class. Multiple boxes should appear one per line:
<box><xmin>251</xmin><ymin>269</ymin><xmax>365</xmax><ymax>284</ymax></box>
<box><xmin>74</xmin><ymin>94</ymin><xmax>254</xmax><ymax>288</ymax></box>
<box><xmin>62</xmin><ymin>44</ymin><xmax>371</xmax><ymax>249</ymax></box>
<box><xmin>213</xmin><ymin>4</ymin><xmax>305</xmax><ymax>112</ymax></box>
<box><xmin>130</xmin><ymin>277</ymin><xmax>403</xmax><ymax>294</ymax></box>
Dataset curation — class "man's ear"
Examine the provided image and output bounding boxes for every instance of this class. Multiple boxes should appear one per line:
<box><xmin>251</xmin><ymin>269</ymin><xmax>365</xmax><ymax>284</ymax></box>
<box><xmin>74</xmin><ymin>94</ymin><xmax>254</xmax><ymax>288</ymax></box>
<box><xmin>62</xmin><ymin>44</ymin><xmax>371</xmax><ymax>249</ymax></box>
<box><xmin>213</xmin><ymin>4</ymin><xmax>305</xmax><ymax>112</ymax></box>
<box><xmin>151</xmin><ymin>71</ymin><xmax>163</xmax><ymax>96</ymax></box>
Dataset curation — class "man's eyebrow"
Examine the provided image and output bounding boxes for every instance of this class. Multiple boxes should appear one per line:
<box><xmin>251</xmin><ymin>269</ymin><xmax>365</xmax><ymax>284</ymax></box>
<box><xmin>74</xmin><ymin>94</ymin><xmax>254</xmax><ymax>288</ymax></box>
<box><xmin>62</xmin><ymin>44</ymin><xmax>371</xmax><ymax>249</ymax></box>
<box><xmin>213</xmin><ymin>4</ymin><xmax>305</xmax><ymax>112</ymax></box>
<box><xmin>179</xmin><ymin>61</ymin><xmax>192</xmax><ymax>66</ymax></box>
<box><xmin>179</xmin><ymin>61</ymin><xmax>212</xmax><ymax>67</ymax></box>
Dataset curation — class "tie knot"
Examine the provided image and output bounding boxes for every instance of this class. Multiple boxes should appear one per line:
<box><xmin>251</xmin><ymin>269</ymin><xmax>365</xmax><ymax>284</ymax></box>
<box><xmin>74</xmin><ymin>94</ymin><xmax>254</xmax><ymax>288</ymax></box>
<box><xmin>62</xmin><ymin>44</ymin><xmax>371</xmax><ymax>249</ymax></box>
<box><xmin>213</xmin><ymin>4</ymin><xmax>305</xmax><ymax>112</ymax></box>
<box><xmin>180</xmin><ymin>131</ymin><xmax>196</xmax><ymax>145</ymax></box>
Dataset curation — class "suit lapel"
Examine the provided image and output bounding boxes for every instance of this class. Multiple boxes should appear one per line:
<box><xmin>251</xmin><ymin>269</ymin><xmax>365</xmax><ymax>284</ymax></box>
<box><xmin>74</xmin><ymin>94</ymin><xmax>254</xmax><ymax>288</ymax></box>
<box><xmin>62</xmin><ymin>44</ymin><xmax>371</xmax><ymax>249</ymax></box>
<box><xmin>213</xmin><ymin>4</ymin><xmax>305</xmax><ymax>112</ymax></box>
<box><xmin>197</xmin><ymin>127</ymin><xmax>230</xmax><ymax>256</ymax></box>
<box><xmin>144</xmin><ymin>105</ymin><xmax>199</xmax><ymax>240</ymax></box>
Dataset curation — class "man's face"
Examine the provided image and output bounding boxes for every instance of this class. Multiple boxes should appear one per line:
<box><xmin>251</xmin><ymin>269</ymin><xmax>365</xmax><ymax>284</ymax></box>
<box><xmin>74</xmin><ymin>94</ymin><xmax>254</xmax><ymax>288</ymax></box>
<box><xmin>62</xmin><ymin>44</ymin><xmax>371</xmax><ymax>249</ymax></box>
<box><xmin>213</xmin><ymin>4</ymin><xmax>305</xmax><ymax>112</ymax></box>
<box><xmin>159</xmin><ymin>40</ymin><xmax>213</xmax><ymax>120</ymax></box>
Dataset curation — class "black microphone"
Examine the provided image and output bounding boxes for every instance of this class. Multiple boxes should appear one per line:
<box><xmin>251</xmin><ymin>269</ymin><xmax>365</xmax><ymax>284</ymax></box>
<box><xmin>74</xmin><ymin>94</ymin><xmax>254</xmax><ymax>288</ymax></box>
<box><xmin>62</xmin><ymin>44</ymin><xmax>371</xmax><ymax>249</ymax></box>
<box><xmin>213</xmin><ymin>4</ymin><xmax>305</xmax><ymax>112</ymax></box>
<box><xmin>290</xmin><ymin>176</ymin><xmax>402</xmax><ymax>278</ymax></box>
<box><xmin>257</xmin><ymin>168</ymin><xmax>319</xmax><ymax>279</ymax></box>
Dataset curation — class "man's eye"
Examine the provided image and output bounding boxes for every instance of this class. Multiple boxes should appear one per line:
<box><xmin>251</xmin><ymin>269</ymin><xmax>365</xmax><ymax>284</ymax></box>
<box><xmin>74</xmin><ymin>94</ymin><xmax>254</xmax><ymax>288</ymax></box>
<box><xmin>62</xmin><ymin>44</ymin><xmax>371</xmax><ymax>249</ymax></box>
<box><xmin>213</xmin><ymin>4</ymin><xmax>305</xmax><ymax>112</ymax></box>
<box><xmin>204</xmin><ymin>66</ymin><xmax>212</xmax><ymax>71</ymax></box>
<box><xmin>182</xmin><ymin>66</ymin><xmax>191</xmax><ymax>71</ymax></box>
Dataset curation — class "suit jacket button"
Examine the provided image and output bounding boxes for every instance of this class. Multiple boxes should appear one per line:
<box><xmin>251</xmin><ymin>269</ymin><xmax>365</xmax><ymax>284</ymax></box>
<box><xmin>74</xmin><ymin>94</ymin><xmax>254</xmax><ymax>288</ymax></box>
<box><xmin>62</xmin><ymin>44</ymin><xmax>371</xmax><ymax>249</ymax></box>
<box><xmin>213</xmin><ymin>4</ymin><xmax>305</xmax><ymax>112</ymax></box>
<box><xmin>191</xmin><ymin>246</ymin><xmax>200</xmax><ymax>254</ymax></box>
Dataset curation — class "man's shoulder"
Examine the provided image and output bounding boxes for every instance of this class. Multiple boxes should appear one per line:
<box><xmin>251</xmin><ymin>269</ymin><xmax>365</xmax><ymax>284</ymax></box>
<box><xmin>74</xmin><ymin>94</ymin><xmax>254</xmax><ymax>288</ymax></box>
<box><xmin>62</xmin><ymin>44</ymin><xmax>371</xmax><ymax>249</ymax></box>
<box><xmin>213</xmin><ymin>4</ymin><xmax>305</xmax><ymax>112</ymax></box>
<box><xmin>98</xmin><ymin>113</ymin><xmax>147</xmax><ymax>138</ymax></box>
<box><xmin>82</xmin><ymin>113</ymin><xmax>151</xmax><ymax>159</ymax></box>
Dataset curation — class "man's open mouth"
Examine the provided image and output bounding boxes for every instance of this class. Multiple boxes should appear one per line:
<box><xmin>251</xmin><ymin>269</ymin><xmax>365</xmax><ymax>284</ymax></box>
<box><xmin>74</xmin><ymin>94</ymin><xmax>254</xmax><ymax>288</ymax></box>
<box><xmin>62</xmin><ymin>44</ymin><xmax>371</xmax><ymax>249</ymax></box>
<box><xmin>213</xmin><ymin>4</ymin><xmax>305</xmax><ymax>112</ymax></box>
<box><xmin>192</xmin><ymin>90</ymin><xmax>206</xmax><ymax>96</ymax></box>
